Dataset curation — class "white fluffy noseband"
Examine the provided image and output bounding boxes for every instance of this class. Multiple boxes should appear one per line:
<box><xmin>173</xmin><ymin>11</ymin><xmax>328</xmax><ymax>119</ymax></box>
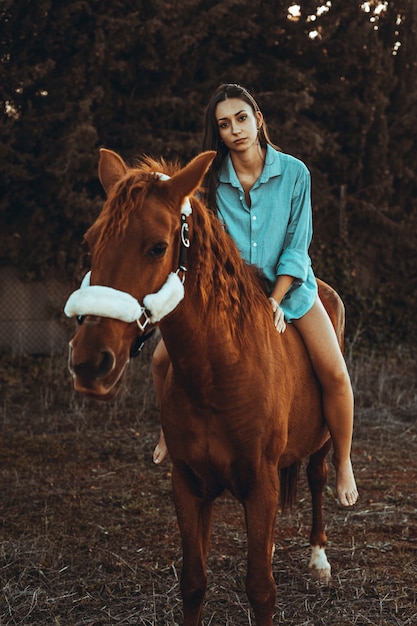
<box><xmin>64</xmin><ymin>271</ymin><xmax>184</xmax><ymax>326</ymax></box>
<box><xmin>143</xmin><ymin>272</ymin><xmax>184</xmax><ymax>321</ymax></box>
<box><xmin>64</xmin><ymin>279</ymin><xmax>142</xmax><ymax>323</ymax></box>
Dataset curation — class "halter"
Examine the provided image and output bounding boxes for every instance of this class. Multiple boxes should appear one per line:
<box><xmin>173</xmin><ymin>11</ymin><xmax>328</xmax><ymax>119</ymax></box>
<box><xmin>64</xmin><ymin>174</ymin><xmax>192</xmax><ymax>354</ymax></box>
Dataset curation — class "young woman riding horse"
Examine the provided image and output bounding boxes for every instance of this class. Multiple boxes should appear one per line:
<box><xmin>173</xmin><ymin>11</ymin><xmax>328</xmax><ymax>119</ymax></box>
<box><xmin>65</xmin><ymin>84</ymin><xmax>358</xmax><ymax>626</ymax></box>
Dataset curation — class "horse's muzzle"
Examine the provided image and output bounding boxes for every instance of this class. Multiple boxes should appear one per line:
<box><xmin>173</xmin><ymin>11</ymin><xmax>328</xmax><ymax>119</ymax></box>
<box><xmin>68</xmin><ymin>342</ymin><xmax>128</xmax><ymax>401</ymax></box>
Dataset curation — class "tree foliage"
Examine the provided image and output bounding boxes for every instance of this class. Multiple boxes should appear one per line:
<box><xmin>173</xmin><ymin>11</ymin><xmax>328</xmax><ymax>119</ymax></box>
<box><xmin>1</xmin><ymin>0</ymin><xmax>416</xmax><ymax>346</ymax></box>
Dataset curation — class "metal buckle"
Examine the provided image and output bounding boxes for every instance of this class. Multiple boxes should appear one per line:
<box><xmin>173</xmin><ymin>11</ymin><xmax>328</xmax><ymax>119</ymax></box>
<box><xmin>181</xmin><ymin>219</ymin><xmax>190</xmax><ymax>248</ymax></box>
<box><xmin>136</xmin><ymin>308</ymin><xmax>151</xmax><ymax>332</ymax></box>
<box><xmin>176</xmin><ymin>266</ymin><xmax>187</xmax><ymax>284</ymax></box>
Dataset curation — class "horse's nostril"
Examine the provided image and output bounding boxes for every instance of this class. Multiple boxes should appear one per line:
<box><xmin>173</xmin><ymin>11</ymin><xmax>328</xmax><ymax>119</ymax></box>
<box><xmin>68</xmin><ymin>341</ymin><xmax>117</xmax><ymax>386</ymax></box>
<box><xmin>97</xmin><ymin>350</ymin><xmax>116</xmax><ymax>378</ymax></box>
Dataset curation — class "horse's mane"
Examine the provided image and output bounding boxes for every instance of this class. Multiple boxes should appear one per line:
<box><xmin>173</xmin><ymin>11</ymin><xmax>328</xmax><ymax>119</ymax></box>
<box><xmin>188</xmin><ymin>195</ymin><xmax>271</xmax><ymax>344</ymax></box>
<box><xmin>88</xmin><ymin>155</ymin><xmax>271</xmax><ymax>345</ymax></box>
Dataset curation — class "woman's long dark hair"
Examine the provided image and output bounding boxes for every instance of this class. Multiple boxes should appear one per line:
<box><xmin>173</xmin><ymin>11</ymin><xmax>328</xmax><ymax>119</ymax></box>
<box><xmin>202</xmin><ymin>83</ymin><xmax>279</xmax><ymax>213</ymax></box>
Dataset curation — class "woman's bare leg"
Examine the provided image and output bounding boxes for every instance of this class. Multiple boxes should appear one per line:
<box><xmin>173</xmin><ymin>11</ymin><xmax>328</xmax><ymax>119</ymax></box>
<box><xmin>293</xmin><ymin>297</ymin><xmax>358</xmax><ymax>507</ymax></box>
<box><xmin>152</xmin><ymin>338</ymin><xmax>170</xmax><ymax>464</ymax></box>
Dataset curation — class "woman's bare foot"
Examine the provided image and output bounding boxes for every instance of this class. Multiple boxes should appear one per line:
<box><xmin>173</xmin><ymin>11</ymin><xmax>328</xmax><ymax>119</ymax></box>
<box><xmin>153</xmin><ymin>429</ymin><xmax>168</xmax><ymax>464</ymax></box>
<box><xmin>334</xmin><ymin>456</ymin><xmax>358</xmax><ymax>506</ymax></box>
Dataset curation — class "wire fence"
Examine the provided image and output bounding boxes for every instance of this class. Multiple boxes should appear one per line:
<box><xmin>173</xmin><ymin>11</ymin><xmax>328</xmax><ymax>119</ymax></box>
<box><xmin>0</xmin><ymin>267</ymin><xmax>73</xmax><ymax>355</ymax></box>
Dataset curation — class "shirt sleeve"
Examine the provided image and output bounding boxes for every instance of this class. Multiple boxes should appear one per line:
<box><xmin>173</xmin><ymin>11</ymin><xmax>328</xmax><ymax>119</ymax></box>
<box><xmin>276</xmin><ymin>167</ymin><xmax>313</xmax><ymax>283</ymax></box>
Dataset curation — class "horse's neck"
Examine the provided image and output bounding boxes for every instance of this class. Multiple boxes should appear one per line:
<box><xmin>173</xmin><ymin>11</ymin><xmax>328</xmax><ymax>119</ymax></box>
<box><xmin>161</xmin><ymin>289</ymin><xmax>238</xmax><ymax>362</ymax></box>
<box><xmin>161</xmin><ymin>304</ymin><xmax>244</xmax><ymax>411</ymax></box>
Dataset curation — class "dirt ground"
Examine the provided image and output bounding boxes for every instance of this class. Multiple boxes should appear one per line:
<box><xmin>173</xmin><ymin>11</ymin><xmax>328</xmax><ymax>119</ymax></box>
<box><xmin>0</xmin><ymin>341</ymin><xmax>416</xmax><ymax>625</ymax></box>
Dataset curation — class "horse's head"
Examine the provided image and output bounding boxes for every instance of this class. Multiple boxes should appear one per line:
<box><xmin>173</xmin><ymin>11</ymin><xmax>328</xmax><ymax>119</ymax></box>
<box><xmin>65</xmin><ymin>148</ymin><xmax>215</xmax><ymax>400</ymax></box>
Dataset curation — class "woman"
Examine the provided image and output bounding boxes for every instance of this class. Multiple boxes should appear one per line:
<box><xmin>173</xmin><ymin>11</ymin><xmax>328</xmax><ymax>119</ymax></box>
<box><xmin>152</xmin><ymin>83</ymin><xmax>358</xmax><ymax>507</ymax></box>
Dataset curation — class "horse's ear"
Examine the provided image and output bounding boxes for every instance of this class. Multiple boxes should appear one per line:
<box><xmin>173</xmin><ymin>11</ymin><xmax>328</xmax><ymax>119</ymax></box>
<box><xmin>98</xmin><ymin>148</ymin><xmax>128</xmax><ymax>196</ymax></box>
<box><xmin>168</xmin><ymin>151</ymin><xmax>216</xmax><ymax>202</ymax></box>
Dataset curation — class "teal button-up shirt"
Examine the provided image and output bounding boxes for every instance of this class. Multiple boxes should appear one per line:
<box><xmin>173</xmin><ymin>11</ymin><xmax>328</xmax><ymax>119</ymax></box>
<box><xmin>217</xmin><ymin>145</ymin><xmax>318</xmax><ymax>321</ymax></box>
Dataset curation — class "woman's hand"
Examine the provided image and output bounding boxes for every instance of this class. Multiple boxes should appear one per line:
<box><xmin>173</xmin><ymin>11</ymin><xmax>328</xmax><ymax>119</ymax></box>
<box><xmin>268</xmin><ymin>297</ymin><xmax>286</xmax><ymax>333</ymax></box>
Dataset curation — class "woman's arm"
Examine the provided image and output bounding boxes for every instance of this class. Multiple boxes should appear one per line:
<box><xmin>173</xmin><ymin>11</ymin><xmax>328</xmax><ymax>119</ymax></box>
<box><xmin>276</xmin><ymin>168</ymin><xmax>313</xmax><ymax>283</ymax></box>
<box><xmin>271</xmin><ymin>274</ymin><xmax>294</xmax><ymax>305</ymax></box>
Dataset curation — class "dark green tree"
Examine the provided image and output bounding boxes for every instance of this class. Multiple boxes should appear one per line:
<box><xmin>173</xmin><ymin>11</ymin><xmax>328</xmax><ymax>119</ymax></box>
<box><xmin>0</xmin><ymin>0</ymin><xmax>103</xmax><ymax>275</ymax></box>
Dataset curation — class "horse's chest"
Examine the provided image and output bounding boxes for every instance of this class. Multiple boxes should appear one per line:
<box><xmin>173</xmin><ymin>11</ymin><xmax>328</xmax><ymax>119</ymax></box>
<box><xmin>169</xmin><ymin>412</ymin><xmax>265</xmax><ymax>496</ymax></box>
<box><xmin>175</xmin><ymin>448</ymin><xmax>259</xmax><ymax>502</ymax></box>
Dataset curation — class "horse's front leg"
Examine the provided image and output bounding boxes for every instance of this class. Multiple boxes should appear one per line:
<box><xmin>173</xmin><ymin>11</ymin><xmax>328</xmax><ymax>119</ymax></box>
<box><xmin>243</xmin><ymin>468</ymin><xmax>279</xmax><ymax>626</ymax></box>
<box><xmin>172</xmin><ymin>466</ymin><xmax>214</xmax><ymax>626</ymax></box>
<box><xmin>306</xmin><ymin>440</ymin><xmax>332</xmax><ymax>584</ymax></box>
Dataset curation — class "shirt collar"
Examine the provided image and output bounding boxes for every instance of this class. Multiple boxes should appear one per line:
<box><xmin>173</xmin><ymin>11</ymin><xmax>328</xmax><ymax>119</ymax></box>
<box><xmin>218</xmin><ymin>144</ymin><xmax>282</xmax><ymax>187</ymax></box>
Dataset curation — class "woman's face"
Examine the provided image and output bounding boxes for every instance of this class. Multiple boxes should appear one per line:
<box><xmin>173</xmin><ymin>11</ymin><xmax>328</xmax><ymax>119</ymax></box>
<box><xmin>215</xmin><ymin>98</ymin><xmax>263</xmax><ymax>152</ymax></box>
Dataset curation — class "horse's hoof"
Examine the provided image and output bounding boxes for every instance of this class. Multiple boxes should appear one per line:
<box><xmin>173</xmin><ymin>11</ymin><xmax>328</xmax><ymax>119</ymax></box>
<box><xmin>310</xmin><ymin>564</ymin><xmax>332</xmax><ymax>585</ymax></box>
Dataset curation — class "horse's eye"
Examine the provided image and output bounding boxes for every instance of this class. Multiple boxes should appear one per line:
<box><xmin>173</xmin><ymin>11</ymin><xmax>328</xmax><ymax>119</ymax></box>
<box><xmin>149</xmin><ymin>243</ymin><xmax>168</xmax><ymax>258</ymax></box>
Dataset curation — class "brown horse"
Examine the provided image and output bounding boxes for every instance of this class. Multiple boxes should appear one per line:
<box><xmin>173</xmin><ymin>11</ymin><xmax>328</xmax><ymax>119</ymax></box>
<box><xmin>65</xmin><ymin>149</ymin><xmax>345</xmax><ymax>626</ymax></box>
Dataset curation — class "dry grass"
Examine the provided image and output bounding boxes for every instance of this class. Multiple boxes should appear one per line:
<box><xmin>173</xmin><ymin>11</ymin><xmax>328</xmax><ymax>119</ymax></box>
<box><xmin>1</xmin><ymin>339</ymin><xmax>417</xmax><ymax>625</ymax></box>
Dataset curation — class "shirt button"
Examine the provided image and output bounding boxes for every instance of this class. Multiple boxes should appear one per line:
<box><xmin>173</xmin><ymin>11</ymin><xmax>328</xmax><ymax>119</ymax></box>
<box><xmin>252</xmin><ymin>215</ymin><xmax>257</xmax><ymax>220</ymax></box>
<box><xmin>252</xmin><ymin>242</ymin><xmax>257</xmax><ymax>247</ymax></box>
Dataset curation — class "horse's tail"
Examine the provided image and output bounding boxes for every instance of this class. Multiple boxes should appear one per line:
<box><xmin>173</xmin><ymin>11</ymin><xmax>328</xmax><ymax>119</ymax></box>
<box><xmin>279</xmin><ymin>461</ymin><xmax>301</xmax><ymax>512</ymax></box>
